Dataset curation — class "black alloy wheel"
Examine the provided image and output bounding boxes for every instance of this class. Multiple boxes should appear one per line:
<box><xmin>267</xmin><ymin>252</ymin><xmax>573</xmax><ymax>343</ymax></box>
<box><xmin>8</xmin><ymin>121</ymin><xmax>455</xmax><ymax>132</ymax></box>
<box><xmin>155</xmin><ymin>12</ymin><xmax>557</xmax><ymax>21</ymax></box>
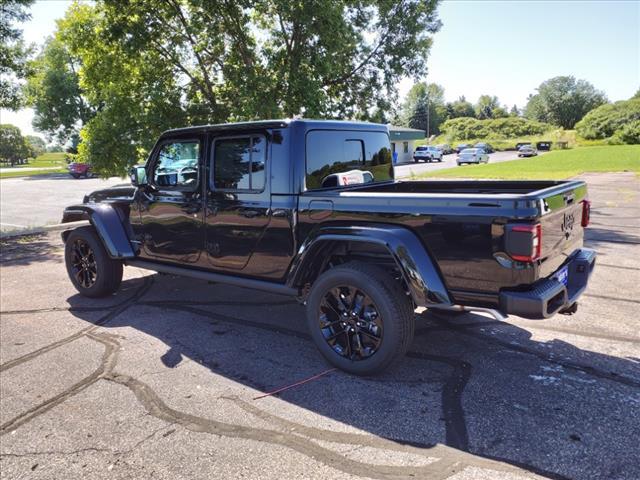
<box><xmin>70</xmin><ymin>238</ymin><xmax>98</xmax><ymax>288</ymax></box>
<box><xmin>318</xmin><ymin>285</ymin><xmax>383</xmax><ymax>360</ymax></box>
<box><xmin>306</xmin><ymin>262</ymin><xmax>414</xmax><ymax>375</ymax></box>
<box><xmin>64</xmin><ymin>226</ymin><xmax>123</xmax><ymax>297</ymax></box>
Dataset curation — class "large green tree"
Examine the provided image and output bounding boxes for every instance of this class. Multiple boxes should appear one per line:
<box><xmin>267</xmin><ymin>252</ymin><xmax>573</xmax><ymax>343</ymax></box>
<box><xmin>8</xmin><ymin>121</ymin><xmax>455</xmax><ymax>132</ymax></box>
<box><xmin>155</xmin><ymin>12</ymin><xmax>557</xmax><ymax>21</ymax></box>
<box><xmin>401</xmin><ymin>82</ymin><xmax>447</xmax><ymax>136</ymax></box>
<box><xmin>446</xmin><ymin>96</ymin><xmax>474</xmax><ymax>119</ymax></box>
<box><xmin>25</xmin><ymin>35</ymin><xmax>92</xmax><ymax>145</ymax></box>
<box><xmin>30</xmin><ymin>0</ymin><xmax>441</xmax><ymax>175</ymax></box>
<box><xmin>524</xmin><ymin>76</ymin><xmax>607</xmax><ymax>129</ymax></box>
<box><xmin>0</xmin><ymin>124</ymin><xmax>32</xmax><ymax>165</ymax></box>
<box><xmin>0</xmin><ymin>0</ymin><xmax>34</xmax><ymax>109</ymax></box>
<box><xmin>25</xmin><ymin>134</ymin><xmax>45</xmax><ymax>156</ymax></box>
<box><xmin>474</xmin><ymin>95</ymin><xmax>506</xmax><ymax>120</ymax></box>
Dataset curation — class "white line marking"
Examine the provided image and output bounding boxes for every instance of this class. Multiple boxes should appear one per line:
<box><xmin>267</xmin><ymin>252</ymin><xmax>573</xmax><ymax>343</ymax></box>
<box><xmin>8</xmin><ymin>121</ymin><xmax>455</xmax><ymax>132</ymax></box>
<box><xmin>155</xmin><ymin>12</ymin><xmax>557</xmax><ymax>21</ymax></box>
<box><xmin>0</xmin><ymin>222</ymin><xmax>27</xmax><ymax>228</ymax></box>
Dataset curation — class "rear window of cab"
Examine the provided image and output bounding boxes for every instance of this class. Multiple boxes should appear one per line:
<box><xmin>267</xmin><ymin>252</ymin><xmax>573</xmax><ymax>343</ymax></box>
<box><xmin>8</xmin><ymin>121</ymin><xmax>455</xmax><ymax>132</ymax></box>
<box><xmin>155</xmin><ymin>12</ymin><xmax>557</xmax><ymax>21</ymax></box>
<box><xmin>305</xmin><ymin>130</ymin><xmax>394</xmax><ymax>190</ymax></box>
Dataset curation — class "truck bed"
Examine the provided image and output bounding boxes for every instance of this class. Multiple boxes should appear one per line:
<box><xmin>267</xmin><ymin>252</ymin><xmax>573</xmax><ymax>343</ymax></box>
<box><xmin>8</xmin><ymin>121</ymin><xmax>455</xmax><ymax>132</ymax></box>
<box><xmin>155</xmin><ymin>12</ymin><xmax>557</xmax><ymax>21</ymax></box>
<box><xmin>350</xmin><ymin>179</ymin><xmax>579</xmax><ymax>196</ymax></box>
<box><xmin>300</xmin><ymin>179</ymin><xmax>589</xmax><ymax>305</ymax></box>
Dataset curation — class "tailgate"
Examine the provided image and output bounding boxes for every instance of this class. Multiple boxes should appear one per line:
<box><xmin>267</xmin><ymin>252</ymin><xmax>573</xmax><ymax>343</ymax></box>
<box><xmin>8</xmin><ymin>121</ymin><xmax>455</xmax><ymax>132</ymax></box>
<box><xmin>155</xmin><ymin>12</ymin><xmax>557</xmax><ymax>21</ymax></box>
<box><xmin>538</xmin><ymin>182</ymin><xmax>588</xmax><ymax>277</ymax></box>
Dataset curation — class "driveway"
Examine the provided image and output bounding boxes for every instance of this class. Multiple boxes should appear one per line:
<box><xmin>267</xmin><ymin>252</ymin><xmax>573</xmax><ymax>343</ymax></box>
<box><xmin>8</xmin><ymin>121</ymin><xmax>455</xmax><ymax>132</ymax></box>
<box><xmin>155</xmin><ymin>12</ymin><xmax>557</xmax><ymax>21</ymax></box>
<box><xmin>395</xmin><ymin>150</ymin><xmax>546</xmax><ymax>178</ymax></box>
<box><xmin>0</xmin><ymin>175</ymin><xmax>125</xmax><ymax>233</ymax></box>
<box><xmin>0</xmin><ymin>173</ymin><xmax>639</xmax><ymax>479</ymax></box>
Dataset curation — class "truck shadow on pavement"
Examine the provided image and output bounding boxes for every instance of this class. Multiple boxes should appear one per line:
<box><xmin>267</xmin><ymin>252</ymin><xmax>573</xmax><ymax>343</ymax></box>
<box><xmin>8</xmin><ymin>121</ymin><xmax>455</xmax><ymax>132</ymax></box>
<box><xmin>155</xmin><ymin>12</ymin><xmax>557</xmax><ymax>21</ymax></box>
<box><xmin>66</xmin><ymin>274</ymin><xmax>640</xmax><ymax>480</ymax></box>
<box><xmin>0</xmin><ymin>233</ymin><xmax>60</xmax><ymax>266</ymax></box>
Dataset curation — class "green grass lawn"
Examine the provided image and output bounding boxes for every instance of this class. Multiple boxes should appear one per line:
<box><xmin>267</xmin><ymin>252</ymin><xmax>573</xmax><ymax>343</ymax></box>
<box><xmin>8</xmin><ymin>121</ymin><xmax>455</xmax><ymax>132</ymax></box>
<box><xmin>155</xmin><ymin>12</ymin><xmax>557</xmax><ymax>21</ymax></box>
<box><xmin>14</xmin><ymin>152</ymin><xmax>67</xmax><ymax>168</ymax></box>
<box><xmin>0</xmin><ymin>152</ymin><xmax>68</xmax><ymax>179</ymax></box>
<box><xmin>416</xmin><ymin>145</ymin><xmax>640</xmax><ymax>180</ymax></box>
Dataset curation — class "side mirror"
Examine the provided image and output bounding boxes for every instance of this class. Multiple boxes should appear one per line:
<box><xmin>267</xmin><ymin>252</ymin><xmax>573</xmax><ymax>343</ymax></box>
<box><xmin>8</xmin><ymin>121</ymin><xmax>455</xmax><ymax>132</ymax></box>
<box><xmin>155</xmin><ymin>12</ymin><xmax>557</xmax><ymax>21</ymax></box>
<box><xmin>129</xmin><ymin>165</ymin><xmax>147</xmax><ymax>186</ymax></box>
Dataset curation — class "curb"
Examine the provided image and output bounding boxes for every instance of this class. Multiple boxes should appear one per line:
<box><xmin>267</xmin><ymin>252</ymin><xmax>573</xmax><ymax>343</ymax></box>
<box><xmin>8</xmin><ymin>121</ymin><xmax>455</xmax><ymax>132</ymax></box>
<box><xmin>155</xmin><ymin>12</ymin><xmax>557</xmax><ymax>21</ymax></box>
<box><xmin>0</xmin><ymin>220</ymin><xmax>89</xmax><ymax>239</ymax></box>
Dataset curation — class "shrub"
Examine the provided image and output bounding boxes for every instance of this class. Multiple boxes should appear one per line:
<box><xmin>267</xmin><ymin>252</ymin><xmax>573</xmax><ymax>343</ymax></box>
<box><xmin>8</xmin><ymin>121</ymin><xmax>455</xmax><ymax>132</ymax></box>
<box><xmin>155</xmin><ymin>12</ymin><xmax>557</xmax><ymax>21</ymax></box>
<box><xmin>613</xmin><ymin>120</ymin><xmax>640</xmax><ymax>145</ymax></box>
<box><xmin>575</xmin><ymin>99</ymin><xmax>640</xmax><ymax>140</ymax></box>
<box><xmin>440</xmin><ymin>117</ymin><xmax>552</xmax><ymax>141</ymax></box>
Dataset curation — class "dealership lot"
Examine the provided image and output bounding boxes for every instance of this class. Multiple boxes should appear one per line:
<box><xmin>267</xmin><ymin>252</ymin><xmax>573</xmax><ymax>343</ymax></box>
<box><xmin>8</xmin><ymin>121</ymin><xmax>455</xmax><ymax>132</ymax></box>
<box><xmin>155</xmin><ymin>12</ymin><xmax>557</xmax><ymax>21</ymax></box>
<box><xmin>394</xmin><ymin>150</ymin><xmax>546</xmax><ymax>178</ymax></box>
<box><xmin>0</xmin><ymin>172</ymin><xmax>638</xmax><ymax>479</ymax></box>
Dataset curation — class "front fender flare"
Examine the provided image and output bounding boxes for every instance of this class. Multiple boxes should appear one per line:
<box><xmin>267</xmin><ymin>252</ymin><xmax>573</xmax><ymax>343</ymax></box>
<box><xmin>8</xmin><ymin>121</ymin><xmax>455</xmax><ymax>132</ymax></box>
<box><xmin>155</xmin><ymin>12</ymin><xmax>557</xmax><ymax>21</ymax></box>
<box><xmin>61</xmin><ymin>204</ymin><xmax>136</xmax><ymax>259</ymax></box>
<box><xmin>287</xmin><ymin>225</ymin><xmax>451</xmax><ymax>307</ymax></box>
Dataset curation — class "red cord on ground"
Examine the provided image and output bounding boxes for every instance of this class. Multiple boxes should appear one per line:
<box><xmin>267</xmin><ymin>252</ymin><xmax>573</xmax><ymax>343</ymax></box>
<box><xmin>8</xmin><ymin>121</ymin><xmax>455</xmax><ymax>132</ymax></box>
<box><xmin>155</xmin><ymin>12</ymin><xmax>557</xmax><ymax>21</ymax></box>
<box><xmin>253</xmin><ymin>368</ymin><xmax>337</xmax><ymax>400</ymax></box>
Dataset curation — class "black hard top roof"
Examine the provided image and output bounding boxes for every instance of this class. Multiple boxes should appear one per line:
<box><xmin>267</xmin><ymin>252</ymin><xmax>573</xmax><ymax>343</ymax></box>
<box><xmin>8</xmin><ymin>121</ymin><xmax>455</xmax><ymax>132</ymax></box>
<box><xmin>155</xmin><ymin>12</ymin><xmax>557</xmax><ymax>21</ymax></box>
<box><xmin>160</xmin><ymin>119</ymin><xmax>388</xmax><ymax>137</ymax></box>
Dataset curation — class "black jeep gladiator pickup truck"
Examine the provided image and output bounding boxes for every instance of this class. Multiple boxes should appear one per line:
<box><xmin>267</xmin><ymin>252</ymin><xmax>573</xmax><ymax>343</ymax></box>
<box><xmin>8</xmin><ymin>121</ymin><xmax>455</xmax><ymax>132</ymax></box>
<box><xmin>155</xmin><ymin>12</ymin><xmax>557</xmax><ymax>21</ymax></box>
<box><xmin>61</xmin><ymin>119</ymin><xmax>596</xmax><ymax>375</ymax></box>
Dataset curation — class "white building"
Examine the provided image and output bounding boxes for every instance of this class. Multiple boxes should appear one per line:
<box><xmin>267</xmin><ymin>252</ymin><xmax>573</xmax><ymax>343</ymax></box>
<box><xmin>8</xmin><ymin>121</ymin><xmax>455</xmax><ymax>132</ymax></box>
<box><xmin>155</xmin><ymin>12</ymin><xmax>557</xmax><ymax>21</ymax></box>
<box><xmin>388</xmin><ymin>126</ymin><xmax>426</xmax><ymax>164</ymax></box>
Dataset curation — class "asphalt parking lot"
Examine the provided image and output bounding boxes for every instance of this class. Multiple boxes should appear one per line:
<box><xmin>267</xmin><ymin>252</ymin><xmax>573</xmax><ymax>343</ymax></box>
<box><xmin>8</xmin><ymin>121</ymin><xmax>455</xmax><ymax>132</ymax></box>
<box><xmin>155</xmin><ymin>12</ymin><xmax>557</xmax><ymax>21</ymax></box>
<box><xmin>0</xmin><ymin>172</ymin><xmax>638</xmax><ymax>479</ymax></box>
<box><xmin>0</xmin><ymin>175</ymin><xmax>125</xmax><ymax>234</ymax></box>
<box><xmin>394</xmin><ymin>150</ymin><xmax>545</xmax><ymax>178</ymax></box>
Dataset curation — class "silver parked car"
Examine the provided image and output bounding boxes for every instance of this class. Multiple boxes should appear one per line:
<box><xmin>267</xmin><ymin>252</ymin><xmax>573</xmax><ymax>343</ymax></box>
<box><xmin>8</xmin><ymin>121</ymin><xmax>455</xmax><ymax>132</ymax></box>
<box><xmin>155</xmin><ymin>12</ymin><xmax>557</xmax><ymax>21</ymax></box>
<box><xmin>517</xmin><ymin>145</ymin><xmax>538</xmax><ymax>157</ymax></box>
<box><xmin>457</xmin><ymin>148</ymin><xmax>489</xmax><ymax>165</ymax></box>
<box><xmin>414</xmin><ymin>146</ymin><xmax>443</xmax><ymax>163</ymax></box>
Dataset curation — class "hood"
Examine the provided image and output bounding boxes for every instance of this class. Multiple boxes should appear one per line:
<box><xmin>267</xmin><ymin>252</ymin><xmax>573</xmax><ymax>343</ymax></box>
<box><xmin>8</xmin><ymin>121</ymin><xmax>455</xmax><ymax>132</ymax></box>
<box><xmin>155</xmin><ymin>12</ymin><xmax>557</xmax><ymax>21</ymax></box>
<box><xmin>83</xmin><ymin>184</ymin><xmax>136</xmax><ymax>204</ymax></box>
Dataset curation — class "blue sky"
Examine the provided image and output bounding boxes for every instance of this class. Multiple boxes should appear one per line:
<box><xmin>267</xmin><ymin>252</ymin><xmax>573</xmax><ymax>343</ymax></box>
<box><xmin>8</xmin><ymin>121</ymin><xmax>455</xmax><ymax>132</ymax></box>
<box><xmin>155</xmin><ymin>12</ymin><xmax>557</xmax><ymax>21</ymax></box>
<box><xmin>1</xmin><ymin>0</ymin><xmax>639</xmax><ymax>137</ymax></box>
<box><xmin>404</xmin><ymin>0</ymin><xmax>640</xmax><ymax>107</ymax></box>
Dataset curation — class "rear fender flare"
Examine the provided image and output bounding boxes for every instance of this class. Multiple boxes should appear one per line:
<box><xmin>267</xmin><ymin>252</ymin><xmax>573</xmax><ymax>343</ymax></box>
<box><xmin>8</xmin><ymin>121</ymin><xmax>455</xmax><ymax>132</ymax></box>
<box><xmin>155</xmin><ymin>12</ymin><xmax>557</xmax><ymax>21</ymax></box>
<box><xmin>287</xmin><ymin>225</ymin><xmax>451</xmax><ymax>307</ymax></box>
<box><xmin>61</xmin><ymin>204</ymin><xmax>136</xmax><ymax>259</ymax></box>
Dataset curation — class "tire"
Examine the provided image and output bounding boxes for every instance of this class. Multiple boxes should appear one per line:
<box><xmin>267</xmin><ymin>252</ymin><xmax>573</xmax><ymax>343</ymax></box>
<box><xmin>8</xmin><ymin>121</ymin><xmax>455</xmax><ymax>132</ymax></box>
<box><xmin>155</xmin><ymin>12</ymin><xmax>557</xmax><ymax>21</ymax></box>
<box><xmin>70</xmin><ymin>173</ymin><xmax>80</xmax><ymax>179</ymax></box>
<box><xmin>305</xmin><ymin>262</ymin><xmax>414</xmax><ymax>375</ymax></box>
<box><xmin>64</xmin><ymin>226</ymin><xmax>123</xmax><ymax>298</ymax></box>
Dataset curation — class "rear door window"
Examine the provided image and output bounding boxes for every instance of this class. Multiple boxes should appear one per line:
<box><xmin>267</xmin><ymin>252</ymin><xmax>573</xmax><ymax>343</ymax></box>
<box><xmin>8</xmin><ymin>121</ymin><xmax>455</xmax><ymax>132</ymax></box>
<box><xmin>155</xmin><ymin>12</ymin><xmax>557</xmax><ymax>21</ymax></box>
<box><xmin>212</xmin><ymin>135</ymin><xmax>266</xmax><ymax>192</ymax></box>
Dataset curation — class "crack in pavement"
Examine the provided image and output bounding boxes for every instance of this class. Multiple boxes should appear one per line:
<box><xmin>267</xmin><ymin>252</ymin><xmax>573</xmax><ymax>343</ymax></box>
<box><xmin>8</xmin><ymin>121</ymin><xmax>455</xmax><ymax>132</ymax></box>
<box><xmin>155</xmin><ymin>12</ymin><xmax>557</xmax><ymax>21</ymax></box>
<box><xmin>104</xmin><ymin>371</ymin><xmax>527</xmax><ymax>480</ymax></box>
<box><xmin>0</xmin><ymin>332</ymin><xmax>120</xmax><ymax>435</ymax></box>
<box><xmin>133</xmin><ymin>301</ymin><xmax>569</xmax><ymax>479</ymax></box>
<box><xmin>0</xmin><ymin>447</ymin><xmax>110</xmax><ymax>458</ymax></box>
<box><xmin>0</xmin><ymin>299</ymin><xmax>537</xmax><ymax>480</ymax></box>
<box><xmin>0</xmin><ymin>278</ymin><xmax>154</xmax><ymax>373</ymax></box>
<box><xmin>1</xmin><ymin>279</ymin><xmax>573</xmax><ymax>479</ymax></box>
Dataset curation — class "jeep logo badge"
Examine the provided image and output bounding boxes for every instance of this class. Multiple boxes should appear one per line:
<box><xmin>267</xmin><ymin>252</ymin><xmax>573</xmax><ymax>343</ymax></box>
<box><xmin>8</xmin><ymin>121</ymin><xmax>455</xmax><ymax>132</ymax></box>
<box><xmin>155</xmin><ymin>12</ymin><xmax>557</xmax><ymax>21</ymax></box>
<box><xmin>561</xmin><ymin>212</ymin><xmax>575</xmax><ymax>238</ymax></box>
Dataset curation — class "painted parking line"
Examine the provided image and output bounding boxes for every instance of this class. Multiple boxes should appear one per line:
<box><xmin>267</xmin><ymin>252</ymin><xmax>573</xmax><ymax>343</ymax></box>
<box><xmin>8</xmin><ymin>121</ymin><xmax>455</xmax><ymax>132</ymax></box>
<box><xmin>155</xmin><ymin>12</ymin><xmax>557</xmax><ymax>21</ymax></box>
<box><xmin>0</xmin><ymin>222</ymin><xmax>28</xmax><ymax>228</ymax></box>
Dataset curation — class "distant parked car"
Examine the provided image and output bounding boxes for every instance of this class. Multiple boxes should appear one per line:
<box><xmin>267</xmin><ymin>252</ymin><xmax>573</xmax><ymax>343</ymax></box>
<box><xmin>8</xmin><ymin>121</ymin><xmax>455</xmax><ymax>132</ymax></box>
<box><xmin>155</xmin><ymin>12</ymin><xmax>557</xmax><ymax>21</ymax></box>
<box><xmin>536</xmin><ymin>141</ymin><xmax>552</xmax><ymax>151</ymax></box>
<box><xmin>435</xmin><ymin>144</ymin><xmax>454</xmax><ymax>155</ymax></box>
<box><xmin>474</xmin><ymin>142</ymin><xmax>494</xmax><ymax>153</ymax></box>
<box><xmin>455</xmin><ymin>143</ymin><xmax>471</xmax><ymax>153</ymax></box>
<box><xmin>457</xmin><ymin>148</ymin><xmax>489</xmax><ymax>165</ymax></box>
<box><xmin>515</xmin><ymin>142</ymin><xmax>531</xmax><ymax>151</ymax></box>
<box><xmin>413</xmin><ymin>146</ymin><xmax>443</xmax><ymax>163</ymax></box>
<box><xmin>68</xmin><ymin>162</ymin><xmax>94</xmax><ymax>179</ymax></box>
<box><xmin>518</xmin><ymin>145</ymin><xmax>538</xmax><ymax>157</ymax></box>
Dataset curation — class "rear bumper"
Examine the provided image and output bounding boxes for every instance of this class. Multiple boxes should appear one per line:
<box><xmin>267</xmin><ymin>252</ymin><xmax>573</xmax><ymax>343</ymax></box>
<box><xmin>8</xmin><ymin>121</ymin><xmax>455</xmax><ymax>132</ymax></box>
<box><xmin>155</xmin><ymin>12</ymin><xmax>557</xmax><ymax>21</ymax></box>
<box><xmin>499</xmin><ymin>248</ymin><xmax>596</xmax><ymax>319</ymax></box>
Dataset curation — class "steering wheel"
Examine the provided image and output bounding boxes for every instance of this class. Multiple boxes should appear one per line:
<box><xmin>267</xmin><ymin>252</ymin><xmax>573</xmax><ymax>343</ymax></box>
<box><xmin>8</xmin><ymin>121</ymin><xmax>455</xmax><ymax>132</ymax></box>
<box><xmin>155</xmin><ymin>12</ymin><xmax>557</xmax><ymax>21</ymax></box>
<box><xmin>179</xmin><ymin>166</ymin><xmax>198</xmax><ymax>185</ymax></box>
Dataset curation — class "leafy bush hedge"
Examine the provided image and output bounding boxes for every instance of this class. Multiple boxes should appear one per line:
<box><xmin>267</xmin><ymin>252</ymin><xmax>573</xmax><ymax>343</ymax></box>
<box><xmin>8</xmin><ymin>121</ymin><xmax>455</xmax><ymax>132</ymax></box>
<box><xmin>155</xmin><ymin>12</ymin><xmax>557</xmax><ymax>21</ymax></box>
<box><xmin>575</xmin><ymin>99</ymin><xmax>640</xmax><ymax>142</ymax></box>
<box><xmin>440</xmin><ymin>117</ymin><xmax>552</xmax><ymax>141</ymax></box>
<box><xmin>615</xmin><ymin>120</ymin><xmax>640</xmax><ymax>144</ymax></box>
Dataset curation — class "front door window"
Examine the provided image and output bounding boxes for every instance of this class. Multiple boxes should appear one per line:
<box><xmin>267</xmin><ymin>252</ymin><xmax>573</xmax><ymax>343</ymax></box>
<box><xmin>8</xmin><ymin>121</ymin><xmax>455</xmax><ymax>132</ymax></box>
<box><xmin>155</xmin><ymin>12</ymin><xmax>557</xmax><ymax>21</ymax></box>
<box><xmin>153</xmin><ymin>141</ymin><xmax>200</xmax><ymax>189</ymax></box>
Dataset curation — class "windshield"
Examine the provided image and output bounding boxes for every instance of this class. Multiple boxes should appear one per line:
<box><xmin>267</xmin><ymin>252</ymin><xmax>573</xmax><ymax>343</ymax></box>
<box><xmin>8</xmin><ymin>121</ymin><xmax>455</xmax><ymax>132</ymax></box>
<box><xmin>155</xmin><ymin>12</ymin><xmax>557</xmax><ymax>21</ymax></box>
<box><xmin>460</xmin><ymin>149</ymin><xmax>478</xmax><ymax>154</ymax></box>
<box><xmin>416</xmin><ymin>146</ymin><xmax>428</xmax><ymax>151</ymax></box>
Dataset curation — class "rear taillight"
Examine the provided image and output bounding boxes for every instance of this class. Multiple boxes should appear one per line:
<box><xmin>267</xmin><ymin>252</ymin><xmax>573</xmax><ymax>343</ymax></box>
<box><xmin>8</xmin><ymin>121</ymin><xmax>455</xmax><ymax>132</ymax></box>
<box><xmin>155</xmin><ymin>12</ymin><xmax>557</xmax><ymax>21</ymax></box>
<box><xmin>581</xmin><ymin>200</ymin><xmax>591</xmax><ymax>227</ymax></box>
<box><xmin>506</xmin><ymin>223</ymin><xmax>542</xmax><ymax>263</ymax></box>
